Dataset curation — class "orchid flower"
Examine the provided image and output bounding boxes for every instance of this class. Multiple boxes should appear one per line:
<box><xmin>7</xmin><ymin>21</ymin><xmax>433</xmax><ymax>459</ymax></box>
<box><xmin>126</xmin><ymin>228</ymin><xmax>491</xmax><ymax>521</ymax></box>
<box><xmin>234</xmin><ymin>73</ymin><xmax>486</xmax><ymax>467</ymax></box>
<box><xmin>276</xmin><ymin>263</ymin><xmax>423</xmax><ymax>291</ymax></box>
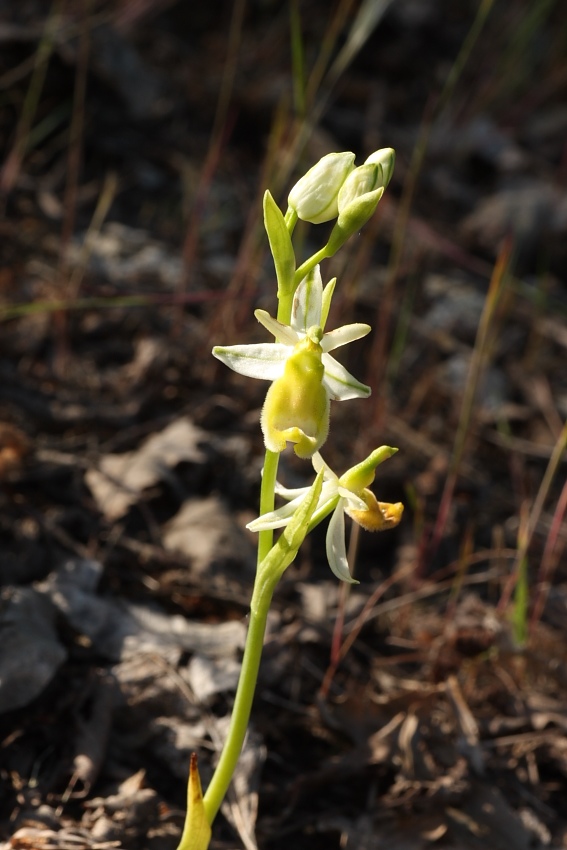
<box><xmin>213</xmin><ymin>267</ymin><xmax>370</xmax><ymax>458</ymax></box>
<box><xmin>247</xmin><ymin>448</ymin><xmax>403</xmax><ymax>583</ymax></box>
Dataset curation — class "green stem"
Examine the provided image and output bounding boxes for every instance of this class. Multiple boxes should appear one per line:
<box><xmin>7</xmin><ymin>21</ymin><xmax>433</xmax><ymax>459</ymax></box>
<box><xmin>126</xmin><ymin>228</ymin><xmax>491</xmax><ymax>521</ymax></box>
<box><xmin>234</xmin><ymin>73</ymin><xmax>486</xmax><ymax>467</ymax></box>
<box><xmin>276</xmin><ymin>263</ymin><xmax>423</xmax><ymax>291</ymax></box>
<box><xmin>277</xmin><ymin>210</ymin><xmax>301</xmax><ymax>324</ymax></box>
<box><xmin>201</xmin><ymin>447</ymin><xmax>279</xmax><ymax>826</ymax></box>
<box><xmin>202</xmin><ymin>572</ymin><xmax>276</xmax><ymax>824</ymax></box>
<box><xmin>259</xmin><ymin>255</ymin><xmax>291</xmax><ymax>561</ymax></box>
<box><xmin>293</xmin><ymin>244</ymin><xmax>330</xmax><ymax>286</ymax></box>
<box><xmin>284</xmin><ymin>206</ymin><xmax>298</xmax><ymax>234</ymax></box>
<box><xmin>278</xmin><ymin>244</ymin><xmax>330</xmax><ymax>324</ymax></box>
<box><xmin>258</xmin><ymin>449</ymin><xmax>279</xmax><ymax>564</ymax></box>
<box><xmin>200</xmin><ymin>198</ymin><xmax>330</xmax><ymax>834</ymax></box>
<box><xmin>277</xmin><ymin>294</ymin><xmax>293</xmax><ymax>325</ymax></box>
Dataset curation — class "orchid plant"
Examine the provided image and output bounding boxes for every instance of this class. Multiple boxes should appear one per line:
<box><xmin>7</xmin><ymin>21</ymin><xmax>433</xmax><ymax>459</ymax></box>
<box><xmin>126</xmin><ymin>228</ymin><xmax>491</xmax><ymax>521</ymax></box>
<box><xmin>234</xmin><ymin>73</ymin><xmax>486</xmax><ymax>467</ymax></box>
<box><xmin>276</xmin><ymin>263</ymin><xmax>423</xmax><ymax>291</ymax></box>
<box><xmin>176</xmin><ymin>150</ymin><xmax>403</xmax><ymax>850</ymax></box>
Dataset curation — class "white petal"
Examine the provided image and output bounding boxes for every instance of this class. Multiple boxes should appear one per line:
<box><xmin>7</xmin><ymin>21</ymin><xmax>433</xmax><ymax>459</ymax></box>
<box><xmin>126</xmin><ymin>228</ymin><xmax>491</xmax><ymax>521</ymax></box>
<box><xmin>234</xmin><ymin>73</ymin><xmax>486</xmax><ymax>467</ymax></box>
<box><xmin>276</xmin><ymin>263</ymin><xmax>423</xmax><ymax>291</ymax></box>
<box><xmin>292</xmin><ymin>267</ymin><xmax>323</xmax><ymax>334</ymax></box>
<box><xmin>213</xmin><ymin>343</ymin><xmax>288</xmax><ymax>381</ymax></box>
<box><xmin>322</xmin><ymin>353</ymin><xmax>371</xmax><ymax>400</ymax></box>
<box><xmin>254</xmin><ymin>310</ymin><xmax>298</xmax><ymax>345</ymax></box>
<box><xmin>289</xmin><ymin>478</ymin><xmax>337</xmax><ymax>510</ymax></box>
<box><xmin>338</xmin><ymin>485</ymin><xmax>367</xmax><ymax>511</ymax></box>
<box><xmin>322</xmin><ymin>323</ymin><xmax>371</xmax><ymax>352</ymax></box>
<box><xmin>247</xmin><ymin>494</ymin><xmax>306</xmax><ymax>531</ymax></box>
<box><xmin>312</xmin><ymin>452</ymin><xmax>339</xmax><ymax>482</ymax></box>
<box><xmin>274</xmin><ymin>481</ymin><xmax>311</xmax><ymax>499</ymax></box>
<box><xmin>326</xmin><ymin>501</ymin><xmax>357</xmax><ymax>583</ymax></box>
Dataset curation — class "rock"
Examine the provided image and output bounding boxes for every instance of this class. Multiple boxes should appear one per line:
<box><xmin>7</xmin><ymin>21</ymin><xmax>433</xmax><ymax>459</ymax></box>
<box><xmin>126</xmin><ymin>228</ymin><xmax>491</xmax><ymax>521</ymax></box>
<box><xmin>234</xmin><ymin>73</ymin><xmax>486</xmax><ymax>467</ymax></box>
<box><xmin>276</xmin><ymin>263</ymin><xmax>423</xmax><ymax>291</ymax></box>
<box><xmin>163</xmin><ymin>495</ymin><xmax>256</xmax><ymax>578</ymax></box>
<box><xmin>0</xmin><ymin>586</ymin><xmax>67</xmax><ymax>713</ymax></box>
<box><xmin>42</xmin><ymin>558</ymin><xmax>247</xmax><ymax>662</ymax></box>
<box><xmin>437</xmin><ymin>352</ymin><xmax>510</xmax><ymax>415</ymax></box>
<box><xmin>460</xmin><ymin>180</ymin><xmax>566</xmax><ymax>268</ymax></box>
<box><xmin>85</xmin><ymin>417</ymin><xmax>208</xmax><ymax>521</ymax></box>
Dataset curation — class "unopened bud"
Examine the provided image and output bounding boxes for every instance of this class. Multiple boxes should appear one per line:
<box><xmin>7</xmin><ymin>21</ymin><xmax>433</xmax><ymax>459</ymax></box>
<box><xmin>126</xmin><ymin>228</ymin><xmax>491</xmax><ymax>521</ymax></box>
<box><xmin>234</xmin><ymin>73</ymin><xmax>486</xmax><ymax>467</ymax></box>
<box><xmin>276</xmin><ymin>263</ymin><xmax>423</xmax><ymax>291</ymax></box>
<box><xmin>365</xmin><ymin>147</ymin><xmax>395</xmax><ymax>188</ymax></box>
<box><xmin>337</xmin><ymin>163</ymin><xmax>383</xmax><ymax>213</ymax></box>
<box><xmin>288</xmin><ymin>152</ymin><xmax>355</xmax><ymax>224</ymax></box>
<box><xmin>324</xmin><ymin>185</ymin><xmax>384</xmax><ymax>256</ymax></box>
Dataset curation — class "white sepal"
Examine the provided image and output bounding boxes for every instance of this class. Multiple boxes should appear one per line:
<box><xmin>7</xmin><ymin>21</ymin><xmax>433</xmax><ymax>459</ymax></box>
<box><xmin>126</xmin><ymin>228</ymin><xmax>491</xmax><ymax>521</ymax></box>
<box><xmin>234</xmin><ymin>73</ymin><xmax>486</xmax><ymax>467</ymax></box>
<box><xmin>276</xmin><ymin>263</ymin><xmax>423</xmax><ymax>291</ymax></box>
<box><xmin>322</xmin><ymin>323</ymin><xmax>371</xmax><ymax>352</ymax></box>
<box><xmin>322</xmin><ymin>353</ymin><xmax>371</xmax><ymax>400</ymax></box>
<box><xmin>254</xmin><ymin>310</ymin><xmax>297</xmax><ymax>345</ymax></box>
<box><xmin>293</xmin><ymin>267</ymin><xmax>323</xmax><ymax>334</ymax></box>
<box><xmin>212</xmin><ymin>344</ymin><xmax>288</xmax><ymax>381</ymax></box>
<box><xmin>326</xmin><ymin>500</ymin><xmax>357</xmax><ymax>583</ymax></box>
<box><xmin>246</xmin><ymin>495</ymin><xmax>305</xmax><ymax>531</ymax></box>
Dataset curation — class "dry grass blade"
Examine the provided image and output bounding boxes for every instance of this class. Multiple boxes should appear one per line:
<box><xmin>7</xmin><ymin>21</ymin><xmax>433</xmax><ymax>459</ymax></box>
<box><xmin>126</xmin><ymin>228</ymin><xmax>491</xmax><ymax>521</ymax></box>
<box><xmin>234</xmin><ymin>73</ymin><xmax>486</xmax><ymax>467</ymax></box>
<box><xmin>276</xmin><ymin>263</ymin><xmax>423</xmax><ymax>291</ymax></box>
<box><xmin>366</xmin><ymin>0</ymin><xmax>496</xmax><ymax>436</ymax></box>
<box><xmin>324</xmin><ymin>0</ymin><xmax>395</xmax><ymax>88</ymax></box>
<box><xmin>530</xmin><ymin>474</ymin><xmax>567</xmax><ymax>630</ymax></box>
<box><xmin>0</xmin><ymin>1</ymin><xmax>62</xmax><ymax>203</ymax></box>
<box><xmin>499</xmin><ymin>420</ymin><xmax>567</xmax><ymax>614</ymax></box>
<box><xmin>427</xmin><ymin>238</ymin><xmax>512</xmax><ymax>565</ymax></box>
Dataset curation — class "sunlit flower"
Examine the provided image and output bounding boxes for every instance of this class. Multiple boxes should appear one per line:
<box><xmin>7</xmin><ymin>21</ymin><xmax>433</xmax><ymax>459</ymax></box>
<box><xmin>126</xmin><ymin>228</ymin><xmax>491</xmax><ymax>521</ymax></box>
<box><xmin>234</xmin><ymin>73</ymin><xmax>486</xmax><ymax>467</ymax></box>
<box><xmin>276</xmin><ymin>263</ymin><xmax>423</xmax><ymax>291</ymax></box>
<box><xmin>247</xmin><ymin>448</ymin><xmax>403</xmax><ymax>582</ymax></box>
<box><xmin>212</xmin><ymin>267</ymin><xmax>370</xmax><ymax>458</ymax></box>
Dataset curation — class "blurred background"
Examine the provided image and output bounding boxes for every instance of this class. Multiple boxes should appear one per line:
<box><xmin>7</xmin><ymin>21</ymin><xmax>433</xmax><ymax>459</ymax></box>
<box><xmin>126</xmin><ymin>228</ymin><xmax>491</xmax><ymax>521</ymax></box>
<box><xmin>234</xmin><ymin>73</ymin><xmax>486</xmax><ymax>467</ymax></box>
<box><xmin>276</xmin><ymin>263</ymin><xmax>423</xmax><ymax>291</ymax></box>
<box><xmin>1</xmin><ymin>1</ymin><xmax>566</xmax><ymax>848</ymax></box>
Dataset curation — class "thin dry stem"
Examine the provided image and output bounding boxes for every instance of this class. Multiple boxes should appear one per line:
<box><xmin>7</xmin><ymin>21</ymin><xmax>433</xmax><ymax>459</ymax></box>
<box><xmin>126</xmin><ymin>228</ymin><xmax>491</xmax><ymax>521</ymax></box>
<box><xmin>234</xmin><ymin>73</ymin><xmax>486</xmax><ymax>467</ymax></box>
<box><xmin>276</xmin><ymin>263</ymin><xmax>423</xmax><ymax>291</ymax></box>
<box><xmin>426</xmin><ymin>238</ymin><xmax>512</xmax><ymax>567</ymax></box>
<box><xmin>499</xmin><ymin>420</ymin><xmax>567</xmax><ymax>614</ymax></box>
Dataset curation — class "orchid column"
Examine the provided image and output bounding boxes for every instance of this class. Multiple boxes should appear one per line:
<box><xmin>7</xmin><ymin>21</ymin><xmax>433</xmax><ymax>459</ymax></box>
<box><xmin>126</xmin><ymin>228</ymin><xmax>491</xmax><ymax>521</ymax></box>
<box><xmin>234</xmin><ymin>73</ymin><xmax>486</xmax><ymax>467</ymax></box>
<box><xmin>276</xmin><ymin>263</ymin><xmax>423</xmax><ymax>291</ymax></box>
<box><xmin>176</xmin><ymin>149</ymin><xmax>403</xmax><ymax>850</ymax></box>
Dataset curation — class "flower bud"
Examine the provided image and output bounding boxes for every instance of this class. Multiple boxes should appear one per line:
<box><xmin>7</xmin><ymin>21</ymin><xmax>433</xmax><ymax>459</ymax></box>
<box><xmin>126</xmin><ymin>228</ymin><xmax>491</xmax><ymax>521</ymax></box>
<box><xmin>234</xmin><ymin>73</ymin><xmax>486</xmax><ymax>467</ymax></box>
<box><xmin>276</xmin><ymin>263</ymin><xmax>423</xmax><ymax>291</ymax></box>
<box><xmin>261</xmin><ymin>329</ymin><xmax>329</xmax><ymax>458</ymax></box>
<box><xmin>337</xmin><ymin>163</ymin><xmax>383</xmax><ymax>213</ymax></box>
<box><xmin>323</xmin><ymin>185</ymin><xmax>384</xmax><ymax>256</ymax></box>
<box><xmin>365</xmin><ymin>147</ymin><xmax>395</xmax><ymax>188</ymax></box>
<box><xmin>337</xmin><ymin>160</ymin><xmax>384</xmax><ymax>221</ymax></box>
<box><xmin>288</xmin><ymin>152</ymin><xmax>355</xmax><ymax>224</ymax></box>
<box><xmin>319</xmin><ymin>159</ymin><xmax>390</xmax><ymax>255</ymax></box>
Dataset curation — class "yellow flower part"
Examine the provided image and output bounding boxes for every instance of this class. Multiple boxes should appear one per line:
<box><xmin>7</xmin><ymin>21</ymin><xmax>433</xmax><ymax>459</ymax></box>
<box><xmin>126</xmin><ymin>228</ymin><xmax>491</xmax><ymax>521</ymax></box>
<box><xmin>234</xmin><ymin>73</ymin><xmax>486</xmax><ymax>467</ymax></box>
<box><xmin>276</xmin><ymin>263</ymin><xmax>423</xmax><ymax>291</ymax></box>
<box><xmin>345</xmin><ymin>489</ymin><xmax>404</xmax><ymax>532</ymax></box>
<box><xmin>339</xmin><ymin>445</ymin><xmax>393</xmax><ymax>492</ymax></box>
<box><xmin>261</xmin><ymin>328</ymin><xmax>329</xmax><ymax>458</ymax></box>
